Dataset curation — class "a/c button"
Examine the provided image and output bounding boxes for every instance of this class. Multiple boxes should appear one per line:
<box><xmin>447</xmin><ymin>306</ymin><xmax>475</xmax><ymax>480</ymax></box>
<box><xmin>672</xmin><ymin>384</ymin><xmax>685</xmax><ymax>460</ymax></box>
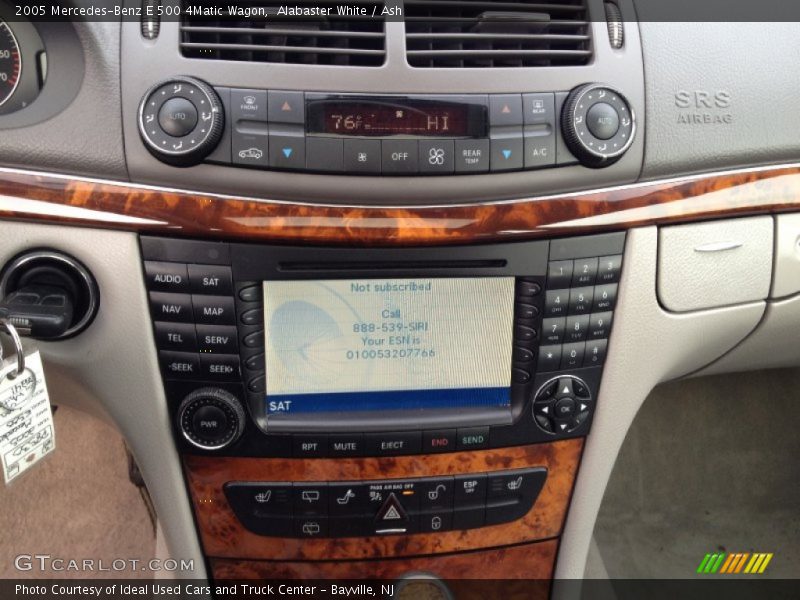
<box><xmin>457</xmin><ymin>427</ymin><xmax>490</xmax><ymax>451</ymax></box>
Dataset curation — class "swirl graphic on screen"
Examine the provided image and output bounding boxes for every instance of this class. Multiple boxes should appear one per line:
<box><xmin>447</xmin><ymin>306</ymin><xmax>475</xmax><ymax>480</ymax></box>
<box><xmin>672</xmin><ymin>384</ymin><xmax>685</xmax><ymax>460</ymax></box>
<box><xmin>269</xmin><ymin>299</ymin><xmax>355</xmax><ymax>387</ymax></box>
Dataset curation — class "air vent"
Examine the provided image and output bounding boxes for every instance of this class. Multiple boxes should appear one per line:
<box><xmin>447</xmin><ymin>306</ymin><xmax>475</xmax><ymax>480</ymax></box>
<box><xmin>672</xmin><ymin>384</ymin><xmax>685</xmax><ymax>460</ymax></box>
<box><xmin>404</xmin><ymin>0</ymin><xmax>592</xmax><ymax>68</ymax></box>
<box><xmin>180</xmin><ymin>1</ymin><xmax>386</xmax><ymax>66</ymax></box>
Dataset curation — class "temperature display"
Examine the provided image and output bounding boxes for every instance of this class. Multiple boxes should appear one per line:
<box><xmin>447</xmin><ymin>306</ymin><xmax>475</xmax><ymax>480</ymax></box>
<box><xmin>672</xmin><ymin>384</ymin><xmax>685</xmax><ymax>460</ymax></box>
<box><xmin>307</xmin><ymin>97</ymin><xmax>486</xmax><ymax>138</ymax></box>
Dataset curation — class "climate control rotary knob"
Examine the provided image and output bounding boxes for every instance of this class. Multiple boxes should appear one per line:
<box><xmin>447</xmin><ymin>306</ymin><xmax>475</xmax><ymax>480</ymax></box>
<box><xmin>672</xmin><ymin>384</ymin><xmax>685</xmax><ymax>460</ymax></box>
<box><xmin>178</xmin><ymin>388</ymin><xmax>245</xmax><ymax>451</ymax></box>
<box><xmin>138</xmin><ymin>76</ymin><xmax>224</xmax><ymax>167</ymax></box>
<box><xmin>561</xmin><ymin>83</ymin><xmax>635</xmax><ymax>168</ymax></box>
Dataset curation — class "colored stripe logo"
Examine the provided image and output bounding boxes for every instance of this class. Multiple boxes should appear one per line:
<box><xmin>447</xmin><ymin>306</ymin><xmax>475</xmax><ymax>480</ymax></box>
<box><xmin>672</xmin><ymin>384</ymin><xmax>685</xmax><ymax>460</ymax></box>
<box><xmin>696</xmin><ymin>552</ymin><xmax>773</xmax><ymax>574</ymax></box>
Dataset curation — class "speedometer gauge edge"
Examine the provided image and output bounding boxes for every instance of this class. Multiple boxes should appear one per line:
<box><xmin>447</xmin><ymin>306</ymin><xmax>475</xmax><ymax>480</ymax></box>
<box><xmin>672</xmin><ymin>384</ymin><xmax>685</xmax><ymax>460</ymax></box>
<box><xmin>0</xmin><ymin>20</ymin><xmax>22</xmax><ymax>108</ymax></box>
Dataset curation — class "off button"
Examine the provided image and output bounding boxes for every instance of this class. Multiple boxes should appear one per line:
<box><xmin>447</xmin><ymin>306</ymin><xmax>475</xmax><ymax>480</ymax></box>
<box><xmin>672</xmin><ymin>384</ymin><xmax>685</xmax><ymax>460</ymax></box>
<box><xmin>381</xmin><ymin>140</ymin><xmax>418</xmax><ymax>174</ymax></box>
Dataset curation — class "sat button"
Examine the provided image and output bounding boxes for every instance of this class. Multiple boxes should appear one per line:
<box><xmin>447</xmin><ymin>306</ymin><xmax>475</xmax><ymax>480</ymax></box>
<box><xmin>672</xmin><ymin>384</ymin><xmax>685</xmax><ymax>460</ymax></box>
<box><xmin>188</xmin><ymin>264</ymin><xmax>233</xmax><ymax>295</ymax></box>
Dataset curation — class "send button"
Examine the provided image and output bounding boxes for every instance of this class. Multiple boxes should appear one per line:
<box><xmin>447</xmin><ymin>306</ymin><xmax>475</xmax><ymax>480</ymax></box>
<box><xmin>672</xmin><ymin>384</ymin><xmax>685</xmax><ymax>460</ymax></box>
<box><xmin>457</xmin><ymin>426</ymin><xmax>490</xmax><ymax>451</ymax></box>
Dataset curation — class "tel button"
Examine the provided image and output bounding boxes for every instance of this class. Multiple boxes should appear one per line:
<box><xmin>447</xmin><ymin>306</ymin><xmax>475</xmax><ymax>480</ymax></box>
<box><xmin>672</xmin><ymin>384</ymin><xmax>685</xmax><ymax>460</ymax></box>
<box><xmin>154</xmin><ymin>322</ymin><xmax>197</xmax><ymax>352</ymax></box>
<box><xmin>423</xmin><ymin>429</ymin><xmax>456</xmax><ymax>453</ymax></box>
<box><xmin>456</xmin><ymin>426</ymin><xmax>490</xmax><ymax>451</ymax></box>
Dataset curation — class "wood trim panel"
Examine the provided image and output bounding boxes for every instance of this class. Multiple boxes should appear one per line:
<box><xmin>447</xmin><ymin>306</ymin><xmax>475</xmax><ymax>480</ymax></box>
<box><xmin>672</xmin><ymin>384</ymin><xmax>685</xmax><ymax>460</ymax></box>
<box><xmin>183</xmin><ymin>439</ymin><xmax>582</xmax><ymax>561</ymax></box>
<box><xmin>1</xmin><ymin>165</ymin><xmax>800</xmax><ymax>245</ymax></box>
<box><xmin>212</xmin><ymin>539</ymin><xmax>557</xmax><ymax>588</ymax></box>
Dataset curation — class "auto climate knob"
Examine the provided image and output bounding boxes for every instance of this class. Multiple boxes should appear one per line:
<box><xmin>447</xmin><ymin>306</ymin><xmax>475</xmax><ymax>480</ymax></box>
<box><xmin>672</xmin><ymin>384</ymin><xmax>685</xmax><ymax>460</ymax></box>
<box><xmin>561</xmin><ymin>83</ymin><xmax>635</xmax><ymax>168</ymax></box>
<box><xmin>178</xmin><ymin>388</ymin><xmax>245</xmax><ymax>451</ymax></box>
<box><xmin>138</xmin><ymin>76</ymin><xmax>224</xmax><ymax>166</ymax></box>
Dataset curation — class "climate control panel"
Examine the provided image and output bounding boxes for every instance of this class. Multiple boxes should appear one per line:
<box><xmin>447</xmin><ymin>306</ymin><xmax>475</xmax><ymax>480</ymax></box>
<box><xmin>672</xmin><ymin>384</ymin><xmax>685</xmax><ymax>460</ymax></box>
<box><xmin>138</xmin><ymin>78</ymin><xmax>636</xmax><ymax>171</ymax></box>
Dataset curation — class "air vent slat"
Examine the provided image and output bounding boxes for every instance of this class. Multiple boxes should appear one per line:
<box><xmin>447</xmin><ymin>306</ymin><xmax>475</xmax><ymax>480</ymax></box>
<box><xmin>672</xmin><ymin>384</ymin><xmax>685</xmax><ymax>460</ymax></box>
<box><xmin>180</xmin><ymin>1</ymin><xmax>386</xmax><ymax>66</ymax></box>
<box><xmin>181</xmin><ymin>26</ymin><xmax>385</xmax><ymax>39</ymax></box>
<box><xmin>405</xmin><ymin>0</ymin><xmax>593</xmax><ymax>68</ymax></box>
<box><xmin>181</xmin><ymin>42</ymin><xmax>387</xmax><ymax>56</ymax></box>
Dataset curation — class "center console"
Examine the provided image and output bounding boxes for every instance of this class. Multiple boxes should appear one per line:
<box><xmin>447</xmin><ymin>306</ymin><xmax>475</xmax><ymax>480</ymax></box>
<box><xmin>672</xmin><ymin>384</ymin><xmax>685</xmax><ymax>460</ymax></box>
<box><xmin>140</xmin><ymin>231</ymin><xmax>624</xmax><ymax>580</ymax></box>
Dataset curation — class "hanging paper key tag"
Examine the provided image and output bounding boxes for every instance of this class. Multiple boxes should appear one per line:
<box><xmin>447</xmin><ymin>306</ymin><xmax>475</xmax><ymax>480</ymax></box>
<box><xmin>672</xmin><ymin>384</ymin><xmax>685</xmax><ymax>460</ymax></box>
<box><xmin>0</xmin><ymin>321</ymin><xmax>56</xmax><ymax>484</ymax></box>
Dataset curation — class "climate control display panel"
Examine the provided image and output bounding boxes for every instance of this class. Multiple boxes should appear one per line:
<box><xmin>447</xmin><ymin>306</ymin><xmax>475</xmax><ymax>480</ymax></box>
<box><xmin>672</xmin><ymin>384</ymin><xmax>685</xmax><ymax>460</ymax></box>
<box><xmin>138</xmin><ymin>77</ymin><xmax>635</xmax><ymax>173</ymax></box>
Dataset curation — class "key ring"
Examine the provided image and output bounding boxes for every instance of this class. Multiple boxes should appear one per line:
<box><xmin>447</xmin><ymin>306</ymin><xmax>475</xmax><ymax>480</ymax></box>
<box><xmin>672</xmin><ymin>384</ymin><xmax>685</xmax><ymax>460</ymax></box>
<box><xmin>0</xmin><ymin>320</ymin><xmax>25</xmax><ymax>380</ymax></box>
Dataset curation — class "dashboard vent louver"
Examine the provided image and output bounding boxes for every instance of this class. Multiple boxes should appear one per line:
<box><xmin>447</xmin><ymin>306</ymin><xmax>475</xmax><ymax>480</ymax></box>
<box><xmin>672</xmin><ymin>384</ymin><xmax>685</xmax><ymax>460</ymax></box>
<box><xmin>404</xmin><ymin>0</ymin><xmax>592</xmax><ymax>68</ymax></box>
<box><xmin>179</xmin><ymin>1</ymin><xmax>387</xmax><ymax>66</ymax></box>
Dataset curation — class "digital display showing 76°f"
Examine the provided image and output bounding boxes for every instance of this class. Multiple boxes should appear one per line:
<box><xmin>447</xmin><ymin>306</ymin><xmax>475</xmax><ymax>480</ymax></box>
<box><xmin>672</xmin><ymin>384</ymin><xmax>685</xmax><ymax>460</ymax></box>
<box><xmin>306</xmin><ymin>96</ymin><xmax>487</xmax><ymax>138</ymax></box>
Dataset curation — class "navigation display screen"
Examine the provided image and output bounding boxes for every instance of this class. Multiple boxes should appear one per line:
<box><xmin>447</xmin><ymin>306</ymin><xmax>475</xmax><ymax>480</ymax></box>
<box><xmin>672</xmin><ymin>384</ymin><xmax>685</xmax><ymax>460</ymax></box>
<box><xmin>262</xmin><ymin>278</ymin><xmax>514</xmax><ymax>415</ymax></box>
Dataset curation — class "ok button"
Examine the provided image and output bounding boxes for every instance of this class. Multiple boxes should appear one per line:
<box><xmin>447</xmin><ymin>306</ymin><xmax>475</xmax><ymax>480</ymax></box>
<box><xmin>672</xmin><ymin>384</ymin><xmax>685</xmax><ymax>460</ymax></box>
<box><xmin>381</xmin><ymin>140</ymin><xmax>419</xmax><ymax>174</ymax></box>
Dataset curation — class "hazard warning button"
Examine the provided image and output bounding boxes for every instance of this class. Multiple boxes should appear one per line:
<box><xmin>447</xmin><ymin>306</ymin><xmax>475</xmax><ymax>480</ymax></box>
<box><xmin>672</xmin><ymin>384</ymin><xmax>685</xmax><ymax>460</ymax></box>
<box><xmin>374</xmin><ymin>493</ymin><xmax>412</xmax><ymax>534</ymax></box>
